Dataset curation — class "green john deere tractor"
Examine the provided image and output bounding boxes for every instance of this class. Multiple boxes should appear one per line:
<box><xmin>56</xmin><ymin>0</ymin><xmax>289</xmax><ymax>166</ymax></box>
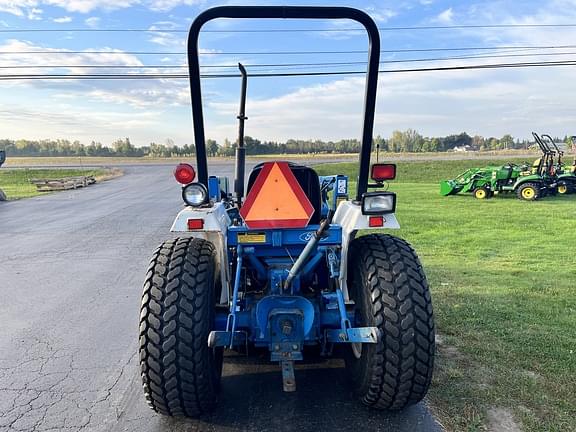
<box><xmin>440</xmin><ymin>133</ymin><xmax>557</xmax><ymax>201</ymax></box>
<box><xmin>540</xmin><ymin>133</ymin><xmax>576</xmax><ymax>194</ymax></box>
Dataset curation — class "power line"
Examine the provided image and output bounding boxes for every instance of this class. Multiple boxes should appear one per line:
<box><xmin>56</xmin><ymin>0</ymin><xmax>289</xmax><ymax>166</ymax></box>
<box><xmin>2</xmin><ymin>23</ymin><xmax>576</xmax><ymax>33</ymax></box>
<box><xmin>4</xmin><ymin>50</ymin><xmax>576</xmax><ymax>70</ymax></box>
<box><xmin>3</xmin><ymin>45</ymin><xmax>576</xmax><ymax>56</ymax></box>
<box><xmin>1</xmin><ymin>59</ymin><xmax>575</xmax><ymax>80</ymax></box>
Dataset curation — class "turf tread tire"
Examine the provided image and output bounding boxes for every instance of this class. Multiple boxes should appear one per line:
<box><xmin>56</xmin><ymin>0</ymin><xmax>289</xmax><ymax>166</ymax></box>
<box><xmin>516</xmin><ymin>182</ymin><xmax>540</xmax><ymax>201</ymax></box>
<box><xmin>346</xmin><ymin>234</ymin><xmax>435</xmax><ymax>410</ymax></box>
<box><xmin>139</xmin><ymin>237</ymin><xmax>223</xmax><ymax>417</ymax></box>
<box><xmin>473</xmin><ymin>186</ymin><xmax>491</xmax><ymax>200</ymax></box>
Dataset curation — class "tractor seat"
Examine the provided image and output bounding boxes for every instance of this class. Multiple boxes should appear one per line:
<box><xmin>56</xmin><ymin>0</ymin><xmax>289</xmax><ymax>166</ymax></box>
<box><xmin>246</xmin><ymin>162</ymin><xmax>322</xmax><ymax>225</ymax></box>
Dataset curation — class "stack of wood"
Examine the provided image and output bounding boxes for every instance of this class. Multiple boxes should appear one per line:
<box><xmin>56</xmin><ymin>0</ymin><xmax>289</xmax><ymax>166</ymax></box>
<box><xmin>31</xmin><ymin>175</ymin><xmax>96</xmax><ymax>192</ymax></box>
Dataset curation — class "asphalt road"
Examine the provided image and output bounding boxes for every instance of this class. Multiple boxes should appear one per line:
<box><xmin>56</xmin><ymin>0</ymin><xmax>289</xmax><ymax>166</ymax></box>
<box><xmin>0</xmin><ymin>161</ymin><xmax>441</xmax><ymax>432</ymax></box>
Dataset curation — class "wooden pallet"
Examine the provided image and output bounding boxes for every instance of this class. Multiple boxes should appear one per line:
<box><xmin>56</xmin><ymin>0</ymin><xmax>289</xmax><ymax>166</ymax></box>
<box><xmin>31</xmin><ymin>176</ymin><xmax>96</xmax><ymax>192</ymax></box>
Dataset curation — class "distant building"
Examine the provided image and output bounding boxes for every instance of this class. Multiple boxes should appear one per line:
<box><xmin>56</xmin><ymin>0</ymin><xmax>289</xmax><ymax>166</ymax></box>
<box><xmin>452</xmin><ymin>145</ymin><xmax>474</xmax><ymax>152</ymax></box>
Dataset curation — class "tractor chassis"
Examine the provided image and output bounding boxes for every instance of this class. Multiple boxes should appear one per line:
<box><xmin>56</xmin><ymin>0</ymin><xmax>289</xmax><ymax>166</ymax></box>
<box><xmin>139</xmin><ymin>5</ymin><xmax>435</xmax><ymax>417</ymax></box>
<box><xmin>208</xmin><ymin>226</ymin><xmax>379</xmax><ymax>391</ymax></box>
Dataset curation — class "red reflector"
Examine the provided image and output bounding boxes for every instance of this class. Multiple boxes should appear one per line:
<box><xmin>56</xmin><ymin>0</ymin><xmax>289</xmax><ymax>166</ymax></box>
<box><xmin>174</xmin><ymin>163</ymin><xmax>196</xmax><ymax>184</ymax></box>
<box><xmin>187</xmin><ymin>218</ymin><xmax>204</xmax><ymax>230</ymax></box>
<box><xmin>369</xmin><ymin>216</ymin><xmax>384</xmax><ymax>227</ymax></box>
<box><xmin>371</xmin><ymin>164</ymin><xmax>396</xmax><ymax>181</ymax></box>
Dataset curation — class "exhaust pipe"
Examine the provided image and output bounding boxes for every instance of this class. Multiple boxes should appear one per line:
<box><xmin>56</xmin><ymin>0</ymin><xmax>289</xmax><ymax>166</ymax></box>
<box><xmin>234</xmin><ymin>63</ymin><xmax>248</xmax><ymax>207</ymax></box>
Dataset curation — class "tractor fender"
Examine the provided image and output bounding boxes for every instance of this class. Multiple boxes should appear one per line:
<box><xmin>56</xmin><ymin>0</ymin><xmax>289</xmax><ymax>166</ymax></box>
<box><xmin>332</xmin><ymin>201</ymin><xmax>399</xmax><ymax>301</ymax></box>
<box><xmin>170</xmin><ymin>202</ymin><xmax>230</xmax><ymax>304</ymax></box>
<box><xmin>513</xmin><ymin>176</ymin><xmax>542</xmax><ymax>188</ymax></box>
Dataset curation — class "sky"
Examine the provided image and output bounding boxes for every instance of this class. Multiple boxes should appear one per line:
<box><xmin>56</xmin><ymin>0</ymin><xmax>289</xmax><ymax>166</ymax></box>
<box><xmin>1</xmin><ymin>0</ymin><xmax>576</xmax><ymax>147</ymax></box>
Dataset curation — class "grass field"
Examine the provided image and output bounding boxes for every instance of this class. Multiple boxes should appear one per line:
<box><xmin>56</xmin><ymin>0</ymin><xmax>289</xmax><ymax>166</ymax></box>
<box><xmin>3</xmin><ymin>150</ymin><xmax>541</xmax><ymax>167</ymax></box>
<box><xmin>315</xmin><ymin>160</ymin><xmax>576</xmax><ymax>432</ymax></box>
<box><xmin>4</xmin><ymin>156</ymin><xmax>186</xmax><ymax>166</ymax></box>
<box><xmin>0</xmin><ymin>168</ymin><xmax>118</xmax><ymax>200</ymax></box>
<box><xmin>4</xmin><ymin>155</ymin><xmax>355</xmax><ymax>166</ymax></box>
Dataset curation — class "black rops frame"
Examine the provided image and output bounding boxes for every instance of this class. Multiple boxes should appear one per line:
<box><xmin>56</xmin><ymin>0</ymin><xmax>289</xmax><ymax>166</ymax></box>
<box><xmin>187</xmin><ymin>6</ymin><xmax>381</xmax><ymax>201</ymax></box>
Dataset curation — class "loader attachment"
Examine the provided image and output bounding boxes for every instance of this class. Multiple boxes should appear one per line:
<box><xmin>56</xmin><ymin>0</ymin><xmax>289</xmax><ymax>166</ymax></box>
<box><xmin>440</xmin><ymin>180</ymin><xmax>461</xmax><ymax>196</ymax></box>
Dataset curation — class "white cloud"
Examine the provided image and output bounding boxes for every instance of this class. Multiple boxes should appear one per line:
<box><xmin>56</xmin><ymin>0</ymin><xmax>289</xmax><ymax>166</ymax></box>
<box><xmin>147</xmin><ymin>23</ymin><xmax>185</xmax><ymax>47</ymax></box>
<box><xmin>0</xmin><ymin>105</ymin><xmax>170</xmax><ymax>144</ymax></box>
<box><xmin>148</xmin><ymin>33</ymin><xmax>185</xmax><ymax>47</ymax></box>
<box><xmin>149</xmin><ymin>21</ymin><xmax>179</xmax><ymax>30</ymax></box>
<box><xmin>203</xmin><ymin>56</ymin><xmax>576</xmax><ymax>143</ymax></box>
<box><xmin>3</xmin><ymin>0</ymin><xmax>576</xmax><ymax>144</ymax></box>
<box><xmin>0</xmin><ymin>0</ymin><xmax>38</xmax><ymax>17</ymax></box>
<box><xmin>146</xmin><ymin>0</ymin><xmax>202</xmax><ymax>12</ymax></box>
<box><xmin>369</xmin><ymin>8</ymin><xmax>397</xmax><ymax>23</ymax></box>
<box><xmin>317</xmin><ymin>5</ymin><xmax>397</xmax><ymax>40</ymax></box>
<box><xmin>0</xmin><ymin>38</ymin><xmax>142</xmax><ymax>68</ymax></box>
<box><xmin>0</xmin><ymin>0</ymin><xmax>204</xmax><ymax>16</ymax></box>
<box><xmin>84</xmin><ymin>16</ymin><xmax>100</xmax><ymax>28</ymax></box>
<box><xmin>0</xmin><ymin>39</ymin><xmax>191</xmax><ymax>109</ymax></box>
<box><xmin>53</xmin><ymin>16</ymin><xmax>72</xmax><ymax>22</ymax></box>
<box><xmin>0</xmin><ymin>0</ymin><xmax>142</xmax><ymax>16</ymax></box>
<box><xmin>0</xmin><ymin>0</ymin><xmax>144</xmax><ymax>16</ymax></box>
<box><xmin>85</xmin><ymin>86</ymin><xmax>189</xmax><ymax>107</ymax></box>
<box><xmin>44</xmin><ymin>0</ymin><xmax>137</xmax><ymax>13</ymax></box>
<box><xmin>435</xmin><ymin>8</ymin><xmax>454</xmax><ymax>24</ymax></box>
<box><xmin>27</xmin><ymin>7</ymin><xmax>43</xmax><ymax>20</ymax></box>
<box><xmin>316</xmin><ymin>20</ymin><xmax>364</xmax><ymax>41</ymax></box>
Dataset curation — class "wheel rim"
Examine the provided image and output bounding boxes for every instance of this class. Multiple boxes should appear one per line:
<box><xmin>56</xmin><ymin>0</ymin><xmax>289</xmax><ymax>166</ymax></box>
<box><xmin>558</xmin><ymin>184</ymin><xmax>567</xmax><ymax>194</ymax></box>
<box><xmin>522</xmin><ymin>187</ymin><xmax>535</xmax><ymax>199</ymax></box>
<box><xmin>476</xmin><ymin>189</ymin><xmax>486</xmax><ymax>199</ymax></box>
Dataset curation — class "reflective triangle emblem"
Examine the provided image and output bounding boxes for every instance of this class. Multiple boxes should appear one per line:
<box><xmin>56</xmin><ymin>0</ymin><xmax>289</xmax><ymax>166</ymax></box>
<box><xmin>240</xmin><ymin>162</ymin><xmax>314</xmax><ymax>229</ymax></box>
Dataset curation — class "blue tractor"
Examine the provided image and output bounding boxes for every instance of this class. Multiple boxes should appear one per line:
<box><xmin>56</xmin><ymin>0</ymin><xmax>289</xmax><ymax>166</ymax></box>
<box><xmin>139</xmin><ymin>5</ymin><xmax>435</xmax><ymax>417</ymax></box>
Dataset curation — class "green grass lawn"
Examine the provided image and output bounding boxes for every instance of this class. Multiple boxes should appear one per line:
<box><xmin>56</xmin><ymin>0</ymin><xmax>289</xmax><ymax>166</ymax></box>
<box><xmin>316</xmin><ymin>160</ymin><xmax>576</xmax><ymax>432</ymax></box>
<box><xmin>0</xmin><ymin>168</ymin><xmax>115</xmax><ymax>200</ymax></box>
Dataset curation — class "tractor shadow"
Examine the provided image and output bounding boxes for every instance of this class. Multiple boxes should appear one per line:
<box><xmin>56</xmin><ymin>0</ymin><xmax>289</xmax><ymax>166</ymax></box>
<box><xmin>161</xmin><ymin>353</ymin><xmax>440</xmax><ymax>432</ymax></box>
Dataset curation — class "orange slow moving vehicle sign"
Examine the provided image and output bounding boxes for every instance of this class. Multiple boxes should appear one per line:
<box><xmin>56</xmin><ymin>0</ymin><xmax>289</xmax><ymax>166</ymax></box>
<box><xmin>240</xmin><ymin>162</ymin><xmax>314</xmax><ymax>229</ymax></box>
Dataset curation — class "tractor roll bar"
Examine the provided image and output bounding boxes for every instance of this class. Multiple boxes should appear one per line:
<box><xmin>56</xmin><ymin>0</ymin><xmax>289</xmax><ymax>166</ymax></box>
<box><xmin>532</xmin><ymin>132</ymin><xmax>550</xmax><ymax>154</ymax></box>
<box><xmin>187</xmin><ymin>6</ymin><xmax>381</xmax><ymax>201</ymax></box>
<box><xmin>542</xmin><ymin>134</ymin><xmax>563</xmax><ymax>159</ymax></box>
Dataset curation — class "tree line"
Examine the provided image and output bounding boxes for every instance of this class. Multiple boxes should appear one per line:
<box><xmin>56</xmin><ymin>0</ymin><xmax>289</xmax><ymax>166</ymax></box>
<box><xmin>1</xmin><ymin>131</ymin><xmax>573</xmax><ymax>157</ymax></box>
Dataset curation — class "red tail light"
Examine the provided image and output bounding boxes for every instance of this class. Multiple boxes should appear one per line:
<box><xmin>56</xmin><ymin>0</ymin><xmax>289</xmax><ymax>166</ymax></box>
<box><xmin>187</xmin><ymin>218</ymin><xmax>204</xmax><ymax>230</ymax></box>
<box><xmin>371</xmin><ymin>164</ymin><xmax>396</xmax><ymax>181</ymax></box>
<box><xmin>369</xmin><ymin>216</ymin><xmax>384</xmax><ymax>227</ymax></box>
<box><xmin>174</xmin><ymin>163</ymin><xmax>196</xmax><ymax>184</ymax></box>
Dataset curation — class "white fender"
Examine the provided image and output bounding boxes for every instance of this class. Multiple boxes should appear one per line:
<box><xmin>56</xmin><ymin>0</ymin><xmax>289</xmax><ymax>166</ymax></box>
<box><xmin>332</xmin><ymin>201</ymin><xmax>400</xmax><ymax>301</ymax></box>
<box><xmin>171</xmin><ymin>202</ymin><xmax>230</xmax><ymax>304</ymax></box>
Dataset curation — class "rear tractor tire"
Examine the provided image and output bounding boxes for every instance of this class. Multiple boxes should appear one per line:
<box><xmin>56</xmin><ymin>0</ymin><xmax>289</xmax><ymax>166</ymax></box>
<box><xmin>139</xmin><ymin>237</ymin><xmax>223</xmax><ymax>417</ymax></box>
<box><xmin>516</xmin><ymin>182</ymin><xmax>540</xmax><ymax>201</ymax></box>
<box><xmin>345</xmin><ymin>234</ymin><xmax>435</xmax><ymax>410</ymax></box>
<box><xmin>473</xmin><ymin>186</ymin><xmax>492</xmax><ymax>200</ymax></box>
